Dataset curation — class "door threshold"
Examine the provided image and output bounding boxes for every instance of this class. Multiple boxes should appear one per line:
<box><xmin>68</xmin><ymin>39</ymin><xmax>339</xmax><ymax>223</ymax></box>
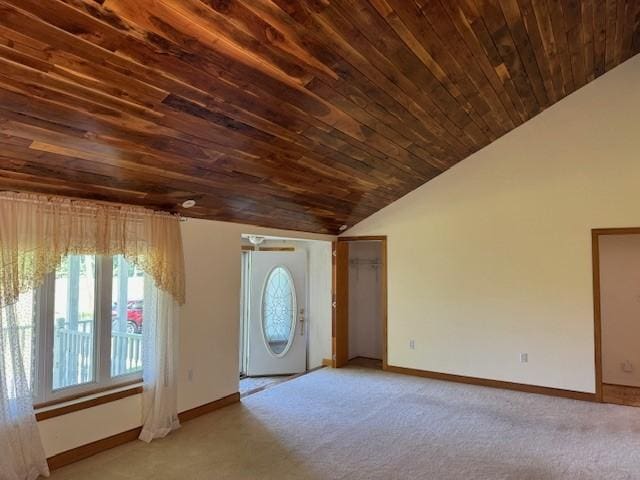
<box><xmin>244</xmin><ymin>373</ymin><xmax>295</xmax><ymax>379</ymax></box>
<box><xmin>240</xmin><ymin>366</ymin><xmax>325</xmax><ymax>398</ymax></box>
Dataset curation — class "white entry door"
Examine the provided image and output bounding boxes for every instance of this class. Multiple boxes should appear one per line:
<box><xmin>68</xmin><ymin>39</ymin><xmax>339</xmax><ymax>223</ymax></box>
<box><xmin>246</xmin><ymin>250</ymin><xmax>307</xmax><ymax>376</ymax></box>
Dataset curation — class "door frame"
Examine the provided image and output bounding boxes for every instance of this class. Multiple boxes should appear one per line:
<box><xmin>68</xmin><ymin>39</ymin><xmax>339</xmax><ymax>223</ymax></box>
<box><xmin>239</xmin><ymin>250</ymin><xmax>251</xmax><ymax>377</ymax></box>
<box><xmin>591</xmin><ymin>227</ymin><xmax>640</xmax><ymax>404</ymax></box>
<box><xmin>332</xmin><ymin>236</ymin><xmax>388</xmax><ymax>369</ymax></box>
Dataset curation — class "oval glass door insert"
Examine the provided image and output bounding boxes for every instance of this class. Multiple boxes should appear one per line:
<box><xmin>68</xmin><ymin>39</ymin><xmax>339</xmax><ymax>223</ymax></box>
<box><xmin>262</xmin><ymin>266</ymin><xmax>296</xmax><ymax>355</ymax></box>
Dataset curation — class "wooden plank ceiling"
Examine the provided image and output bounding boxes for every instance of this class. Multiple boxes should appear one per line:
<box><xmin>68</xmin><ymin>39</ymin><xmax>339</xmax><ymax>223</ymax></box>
<box><xmin>0</xmin><ymin>1</ymin><xmax>638</xmax><ymax>234</ymax></box>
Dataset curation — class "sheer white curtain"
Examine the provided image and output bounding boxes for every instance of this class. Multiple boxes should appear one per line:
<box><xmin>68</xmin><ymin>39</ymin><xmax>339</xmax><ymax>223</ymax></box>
<box><xmin>0</xmin><ymin>295</ymin><xmax>49</xmax><ymax>480</ymax></box>
<box><xmin>0</xmin><ymin>192</ymin><xmax>186</xmax><ymax>477</ymax></box>
<box><xmin>139</xmin><ymin>283</ymin><xmax>180</xmax><ymax>442</ymax></box>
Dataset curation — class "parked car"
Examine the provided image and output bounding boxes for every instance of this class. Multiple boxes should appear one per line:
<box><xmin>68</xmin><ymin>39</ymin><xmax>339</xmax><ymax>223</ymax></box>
<box><xmin>111</xmin><ymin>300</ymin><xmax>143</xmax><ymax>334</ymax></box>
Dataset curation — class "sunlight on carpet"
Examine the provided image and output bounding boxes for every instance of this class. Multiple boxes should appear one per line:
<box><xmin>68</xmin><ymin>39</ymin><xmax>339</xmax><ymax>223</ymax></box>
<box><xmin>48</xmin><ymin>366</ymin><xmax>640</xmax><ymax>480</ymax></box>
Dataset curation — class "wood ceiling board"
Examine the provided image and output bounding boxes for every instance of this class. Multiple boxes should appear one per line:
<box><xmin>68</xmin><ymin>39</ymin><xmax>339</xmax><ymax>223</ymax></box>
<box><xmin>0</xmin><ymin>0</ymin><xmax>637</xmax><ymax>234</ymax></box>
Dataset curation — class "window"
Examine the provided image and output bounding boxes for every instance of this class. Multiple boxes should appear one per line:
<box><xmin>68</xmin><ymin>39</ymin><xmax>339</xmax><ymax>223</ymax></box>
<box><xmin>28</xmin><ymin>254</ymin><xmax>148</xmax><ymax>404</ymax></box>
<box><xmin>110</xmin><ymin>256</ymin><xmax>145</xmax><ymax>377</ymax></box>
<box><xmin>52</xmin><ymin>255</ymin><xmax>96</xmax><ymax>390</ymax></box>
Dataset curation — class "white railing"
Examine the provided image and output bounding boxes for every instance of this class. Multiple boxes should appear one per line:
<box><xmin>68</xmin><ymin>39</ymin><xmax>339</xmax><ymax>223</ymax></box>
<box><xmin>111</xmin><ymin>331</ymin><xmax>143</xmax><ymax>377</ymax></box>
<box><xmin>53</xmin><ymin>327</ymin><xmax>93</xmax><ymax>388</ymax></box>
<box><xmin>53</xmin><ymin>326</ymin><xmax>142</xmax><ymax>388</ymax></box>
<box><xmin>6</xmin><ymin>323</ymin><xmax>142</xmax><ymax>389</ymax></box>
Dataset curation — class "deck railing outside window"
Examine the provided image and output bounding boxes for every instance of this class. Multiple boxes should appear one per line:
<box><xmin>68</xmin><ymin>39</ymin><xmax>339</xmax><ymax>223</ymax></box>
<box><xmin>52</xmin><ymin>319</ymin><xmax>143</xmax><ymax>387</ymax></box>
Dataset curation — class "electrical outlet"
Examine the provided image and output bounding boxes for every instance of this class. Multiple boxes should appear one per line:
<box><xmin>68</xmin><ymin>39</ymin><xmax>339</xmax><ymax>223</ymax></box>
<box><xmin>520</xmin><ymin>353</ymin><xmax>528</xmax><ymax>363</ymax></box>
<box><xmin>409</xmin><ymin>339</ymin><xmax>415</xmax><ymax>350</ymax></box>
<box><xmin>621</xmin><ymin>360</ymin><xmax>634</xmax><ymax>373</ymax></box>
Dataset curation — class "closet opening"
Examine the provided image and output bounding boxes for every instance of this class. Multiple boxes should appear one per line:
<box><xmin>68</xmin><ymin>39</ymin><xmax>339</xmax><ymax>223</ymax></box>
<box><xmin>333</xmin><ymin>236</ymin><xmax>387</xmax><ymax>369</ymax></box>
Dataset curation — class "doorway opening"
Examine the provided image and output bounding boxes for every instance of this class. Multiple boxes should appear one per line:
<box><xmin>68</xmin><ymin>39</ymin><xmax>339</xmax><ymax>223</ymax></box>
<box><xmin>592</xmin><ymin>228</ymin><xmax>640</xmax><ymax>407</ymax></box>
<box><xmin>333</xmin><ymin>236</ymin><xmax>387</xmax><ymax>370</ymax></box>
<box><xmin>239</xmin><ymin>235</ymin><xmax>332</xmax><ymax>396</ymax></box>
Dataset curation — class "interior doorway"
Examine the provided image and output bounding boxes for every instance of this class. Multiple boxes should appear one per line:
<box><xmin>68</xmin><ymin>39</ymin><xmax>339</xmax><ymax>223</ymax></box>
<box><xmin>239</xmin><ymin>244</ymin><xmax>307</xmax><ymax>393</ymax></box>
<box><xmin>333</xmin><ymin>236</ymin><xmax>387</xmax><ymax>369</ymax></box>
<box><xmin>239</xmin><ymin>235</ymin><xmax>333</xmax><ymax>396</ymax></box>
<box><xmin>592</xmin><ymin>228</ymin><xmax>640</xmax><ymax>407</ymax></box>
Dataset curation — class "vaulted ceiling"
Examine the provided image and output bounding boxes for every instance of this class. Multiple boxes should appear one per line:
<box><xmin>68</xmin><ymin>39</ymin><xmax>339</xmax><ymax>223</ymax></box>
<box><xmin>0</xmin><ymin>1</ymin><xmax>638</xmax><ymax>234</ymax></box>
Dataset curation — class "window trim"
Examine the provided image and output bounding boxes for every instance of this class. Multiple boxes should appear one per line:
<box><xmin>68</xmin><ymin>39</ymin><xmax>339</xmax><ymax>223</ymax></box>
<box><xmin>34</xmin><ymin>382</ymin><xmax>143</xmax><ymax>421</ymax></box>
<box><xmin>32</xmin><ymin>255</ymin><xmax>143</xmax><ymax>405</ymax></box>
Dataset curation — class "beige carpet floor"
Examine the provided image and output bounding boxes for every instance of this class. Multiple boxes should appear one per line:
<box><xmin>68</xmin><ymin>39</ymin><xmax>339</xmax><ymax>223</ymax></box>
<box><xmin>48</xmin><ymin>366</ymin><xmax>640</xmax><ymax>480</ymax></box>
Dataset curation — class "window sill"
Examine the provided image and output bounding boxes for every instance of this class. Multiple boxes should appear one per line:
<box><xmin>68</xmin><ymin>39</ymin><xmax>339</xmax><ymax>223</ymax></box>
<box><xmin>35</xmin><ymin>382</ymin><xmax>143</xmax><ymax>422</ymax></box>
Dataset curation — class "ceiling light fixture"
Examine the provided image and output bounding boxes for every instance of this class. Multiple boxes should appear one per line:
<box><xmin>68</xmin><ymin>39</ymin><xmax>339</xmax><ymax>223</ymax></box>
<box><xmin>181</xmin><ymin>199</ymin><xmax>196</xmax><ymax>208</ymax></box>
<box><xmin>339</xmin><ymin>224</ymin><xmax>348</xmax><ymax>231</ymax></box>
<box><xmin>248</xmin><ymin>235</ymin><xmax>265</xmax><ymax>246</ymax></box>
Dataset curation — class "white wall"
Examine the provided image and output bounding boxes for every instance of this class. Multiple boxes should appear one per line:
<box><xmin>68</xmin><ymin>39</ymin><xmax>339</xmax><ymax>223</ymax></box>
<box><xmin>348</xmin><ymin>241</ymin><xmax>383</xmax><ymax>360</ymax></box>
<box><xmin>307</xmin><ymin>241</ymin><xmax>333</xmax><ymax>368</ymax></box>
<box><xmin>599</xmin><ymin>234</ymin><xmax>640</xmax><ymax>388</ymax></box>
<box><xmin>345</xmin><ymin>55</ymin><xmax>640</xmax><ymax>394</ymax></box>
<box><xmin>38</xmin><ymin>219</ymin><xmax>333</xmax><ymax>457</ymax></box>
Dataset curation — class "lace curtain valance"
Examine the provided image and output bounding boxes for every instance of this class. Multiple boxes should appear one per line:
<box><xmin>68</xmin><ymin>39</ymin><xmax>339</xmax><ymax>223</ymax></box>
<box><xmin>0</xmin><ymin>192</ymin><xmax>185</xmax><ymax>307</ymax></box>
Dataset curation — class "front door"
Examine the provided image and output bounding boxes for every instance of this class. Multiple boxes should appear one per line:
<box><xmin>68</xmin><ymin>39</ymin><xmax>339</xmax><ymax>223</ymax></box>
<box><xmin>246</xmin><ymin>250</ymin><xmax>307</xmax><ymax>376</ymax></box>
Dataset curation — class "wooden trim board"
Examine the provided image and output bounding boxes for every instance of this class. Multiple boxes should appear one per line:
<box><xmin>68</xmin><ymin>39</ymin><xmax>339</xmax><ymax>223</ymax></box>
<box><xmin>591</xmin><ymin>230</ymin><xmax>603</xmax><ymax>401</ymax></box>
<box><xmin>178</xmin><ymin>392</ymin><xmax>240</xmax><ymax>422</ymax></box>
<box><xmin>338</xmin><ymin>236</ymin><xmax>387</xmax><ymax>242</ymax></box>
<box><xmin>602</xmin><ymin>383</ymin><xmax>640</xmax><ymax>407</ymax></box>
<box><xmin>47</xmin><ymin>427</ymin><xmax>143</xmax><ymax>471</ymax></box>
<box><xmin>46</xmin><ymin>392</ymin><xmax>240</xmax><ymax>471</ymax></box>
<box><xmin>385</xmin><ymin>365</ymin><xmax>596</xmax><ymax>402</ymax></box>
<box><xmin>36</xmin><ymin>386</ymin><xmax>143</xmax><ymax>421</ymax></box>
<box><xmin>591</xmin><ymin>227</ymin><xmax>640</xmax><ymax>235</ymax></box>
<box><xmin>34</xmin><ymin>379</ymin><xmax>142</xmax><ymax>410</ymax></box>
<box><xmin>241</xmin><ymin>246</ymin><xmax>295</xmax><ymax>252</ymax></box>
<box><xmin>334</xmin><ymin>240</ymin><xmax>350</xmax><ymax>367</ymax></box>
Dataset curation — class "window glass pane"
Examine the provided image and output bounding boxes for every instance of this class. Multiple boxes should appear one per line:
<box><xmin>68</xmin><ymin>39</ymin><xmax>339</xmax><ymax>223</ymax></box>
<box><xmin>111</xmin><ymin>255</ymin><xmax>143</xmax><ymax>377</ymax></box>
<box><xmin>262</xmin><ymin>266</ymin><xmax>295</xmax><ymax>355</ymax></box>
<box><xmin>1</xmin><ymin>291</ymin><xmax>36</xmax><ymax>399</ymax></box>
<box><xmin>53</xmin><ymin>255</ymin><xmax>96</xmax><ymax>390</ymax></box>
